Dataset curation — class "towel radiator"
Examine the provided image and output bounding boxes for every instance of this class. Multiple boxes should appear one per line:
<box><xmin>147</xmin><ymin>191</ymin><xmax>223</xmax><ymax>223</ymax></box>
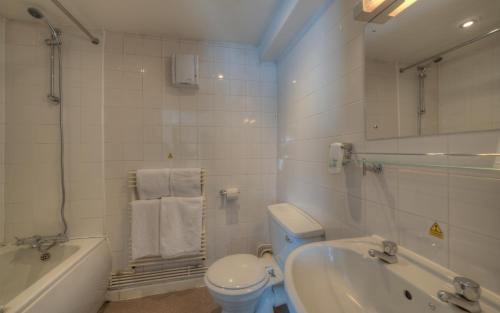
<box><xmin>109</xmin><ymin>168</ymin><xmax>207</xmax><ymax>290</ymax></box>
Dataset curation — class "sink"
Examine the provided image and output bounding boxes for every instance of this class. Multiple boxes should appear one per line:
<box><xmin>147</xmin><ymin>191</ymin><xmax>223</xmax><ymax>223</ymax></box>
<box><xmin>284</xmin><ymin>236</ymin><xmax>500</xmax><ymax>313</ymax></box>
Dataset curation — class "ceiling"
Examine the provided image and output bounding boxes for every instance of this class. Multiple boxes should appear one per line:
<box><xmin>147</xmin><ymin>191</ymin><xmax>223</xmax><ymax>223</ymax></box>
<box><xmin>365</xmin><ymin>0</ymin><xmax>500</xmax><ymax>65</ymax></box>
<box><xmin>0</xmin><ymin>0</ymin><xmax>282</xmax><ymax>45</ymax></box>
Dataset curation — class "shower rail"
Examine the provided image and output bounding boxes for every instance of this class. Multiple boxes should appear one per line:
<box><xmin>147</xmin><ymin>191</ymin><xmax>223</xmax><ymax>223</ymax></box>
<box><xmin>399</xmin><ymin>27</ymin><xmax>500</xmax><ymax>73</ymax></box>
<box><xmin>51</xmin><ymin>0</ymin><xmax>100</xmax><ymax>45</ymax></box>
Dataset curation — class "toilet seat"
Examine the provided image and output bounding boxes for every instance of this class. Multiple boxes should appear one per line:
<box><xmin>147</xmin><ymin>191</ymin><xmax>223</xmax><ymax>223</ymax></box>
<box><xmin>206</xmin><ymin>254</ymin><xmax>270</xmax><ymax>295</ymax></box>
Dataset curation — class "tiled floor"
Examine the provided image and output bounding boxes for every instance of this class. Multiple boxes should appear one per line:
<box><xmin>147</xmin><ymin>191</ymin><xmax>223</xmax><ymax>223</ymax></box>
<box><xmin>101</xmin><ymin>287</ymin><xmax>221</xmax><ymax>313</ymax></box>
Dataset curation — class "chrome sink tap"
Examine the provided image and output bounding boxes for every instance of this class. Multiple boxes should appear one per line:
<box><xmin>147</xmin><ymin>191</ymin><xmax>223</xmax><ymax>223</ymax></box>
<box><xmin>368</xmin><ymin>240</ymin><xmax>398</xmax><ymax>264</ymax></box>
<box><xmin>438</xmin><ymin>277</ymin><xmax>482</xmax><ymax>313</ymax></box>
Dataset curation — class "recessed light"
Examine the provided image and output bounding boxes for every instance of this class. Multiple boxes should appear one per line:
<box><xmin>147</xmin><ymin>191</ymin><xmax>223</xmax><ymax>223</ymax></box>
<box><xmin>460</xmin><ymin>20</ymin><xmax>475</xmax><ymax>28</ymax></box>
<box><xmin>292</xmin><ymin>80</ymin><xmax>297</xmax><ymax>84</ymax></box>
<box><xmin>217</xmin><ymin>74</ymin><xmax>224</xmax><ymax>80</ymax></box>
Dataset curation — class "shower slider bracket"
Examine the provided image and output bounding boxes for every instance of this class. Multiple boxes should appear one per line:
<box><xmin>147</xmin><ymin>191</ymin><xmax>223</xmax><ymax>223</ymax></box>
<box><xmin>333</xmin><ymin>143</ymin><xmax>383</xmax><ymax>176</ymax></box>
<box><xmin>362</xmin><ymin>160</ymin><xmax>383</xmax><ymax>176</ymax></box>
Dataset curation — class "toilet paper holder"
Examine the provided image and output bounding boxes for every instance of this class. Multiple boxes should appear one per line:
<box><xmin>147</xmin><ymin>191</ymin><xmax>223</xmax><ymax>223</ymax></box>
<box><xmin>220</xmin><ymin>188</ymin><xmax>240</xmax><ymax>208</ymax></box>
<box><xmin>219</xmin><ymin>189</ymin><xmax>240</xmax><ymax>197</ymax></box>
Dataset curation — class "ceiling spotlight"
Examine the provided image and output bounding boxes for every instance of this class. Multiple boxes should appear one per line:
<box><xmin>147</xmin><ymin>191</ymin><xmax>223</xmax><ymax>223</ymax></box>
<box><xmin>460</xmin><ymin>20</ymin><xmax>475</xmax><ymax>29</ymax></box>
<box><xmin>217</xmin><ymin>74</ymin><xmax>224</xmax><ymax>80</ymax></box>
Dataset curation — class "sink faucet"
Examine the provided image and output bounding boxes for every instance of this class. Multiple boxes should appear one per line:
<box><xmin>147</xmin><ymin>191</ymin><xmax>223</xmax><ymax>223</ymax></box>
<box><xmin>438</xmin><ymin>277</ymin><xmax>481</xmax><ymax>313</ymax></box>
<box><xmin>368</xmin><ymin>240</ymin><xmax>398</xmax><ymax>264</ymax></box>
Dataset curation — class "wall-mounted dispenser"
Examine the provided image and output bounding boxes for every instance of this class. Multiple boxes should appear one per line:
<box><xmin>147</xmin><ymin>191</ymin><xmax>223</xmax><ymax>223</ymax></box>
<box><xmin>171</xmin><ymin>54</ymin><xmax>199</xmax><ymax>88</ymax></box>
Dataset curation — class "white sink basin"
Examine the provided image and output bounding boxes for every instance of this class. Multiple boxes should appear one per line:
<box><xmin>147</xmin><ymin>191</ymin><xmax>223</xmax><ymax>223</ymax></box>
<box><xmin>285</xmin><ymin>236</ymin><xmax>500</xmax><ymax>313</ymax></box>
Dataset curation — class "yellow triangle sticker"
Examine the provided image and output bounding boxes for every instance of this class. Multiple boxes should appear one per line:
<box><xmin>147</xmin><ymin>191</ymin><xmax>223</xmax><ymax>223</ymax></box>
<box><xmin>429</xmin><ymin>222</ymin><xmax>444</xmax><ymax>239</ymax></box>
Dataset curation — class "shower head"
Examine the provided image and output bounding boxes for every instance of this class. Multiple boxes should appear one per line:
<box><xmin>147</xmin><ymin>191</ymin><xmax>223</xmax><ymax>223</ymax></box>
<box><xmin>27</xmin><ymin>7</ymin><xmax>61</xmax><ymax>42</ymax></box>
<box><xmin>27</xmin><ymin>7</ymin><xmax>44</xmax><ymax>19</ymax></box>
<box><xmin>433</xmin><ymin>57</ymin><xmax>443</xmax><ymax>63</ymax></box>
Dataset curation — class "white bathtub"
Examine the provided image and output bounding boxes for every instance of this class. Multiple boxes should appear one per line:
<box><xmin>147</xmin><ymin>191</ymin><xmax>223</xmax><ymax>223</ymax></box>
<box><xmin>0</xmin><ymin>237</ymin><xmax>111</xmax><ymax>313</ymax></box>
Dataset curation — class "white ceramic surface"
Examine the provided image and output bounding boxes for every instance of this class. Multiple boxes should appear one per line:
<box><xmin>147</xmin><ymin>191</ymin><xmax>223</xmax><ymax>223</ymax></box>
<box><xmin>285</xmin><ymin>236</ymin><xmax>500</xmax><ymax>313</ymax></box>
<box><xmin>267</xmin><ymin>203</ymin><xmax>324</xmax><ymax>238</ymax></box>
<box><xmin>1</xmin><ymin>237</ymin><xmax>111</xmax><ymax>313</ymax></box>
<box><xmin>205</xmin><ymin>254</ymin><xmax>282</xmax><ymax>313</ymax></box>
<box><xmin>207</xmin><ymin>254</ymin><xmax>268</xmax><ymax>290</ymax></box>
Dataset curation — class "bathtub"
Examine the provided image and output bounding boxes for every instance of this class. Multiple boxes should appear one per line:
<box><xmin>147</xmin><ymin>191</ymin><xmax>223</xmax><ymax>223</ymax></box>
<box><xmin>0</xmin><ymin>237</ymin><xmax>111</xmax><ymax>313</ymax></box>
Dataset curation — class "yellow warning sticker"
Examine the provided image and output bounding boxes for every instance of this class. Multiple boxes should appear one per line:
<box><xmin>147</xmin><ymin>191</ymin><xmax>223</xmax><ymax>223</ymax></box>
<box><xmin>429</xmin><ymin>222</ymin><xmax>444</xmax><ymax>239</ymax></box>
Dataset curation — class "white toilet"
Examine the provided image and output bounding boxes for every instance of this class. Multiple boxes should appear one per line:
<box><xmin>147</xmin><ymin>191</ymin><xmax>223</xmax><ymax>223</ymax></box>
<box><xmin>205</xmin><ymin>203</ymin><xmax>325</xmax><ymax>313</ymax></box>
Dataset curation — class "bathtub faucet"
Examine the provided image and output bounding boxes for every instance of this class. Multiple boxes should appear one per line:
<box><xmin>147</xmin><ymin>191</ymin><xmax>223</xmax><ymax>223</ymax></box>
<box><xmin>368</xmin><ymin>240</ymin><xmax>398</xmax><ymax>264</ymax></box>
<box><xmin>15</xmin><ymin>233</ymin><xmax>68</xmax><ymax>252</ymax></box>
<box><xmin>437</xmin><ymin>277</ymin><xmax>482</xmax><ymax>313</ymax></box>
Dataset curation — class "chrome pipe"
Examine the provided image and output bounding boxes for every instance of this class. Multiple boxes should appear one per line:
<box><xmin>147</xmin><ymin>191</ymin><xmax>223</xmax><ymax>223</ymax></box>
<box><xmin>417</xmin><ymin>66</ymin><xmax>426</xmax><ymax>136</ymax></box>
<box><xmin>51</xmin><ymin>0</ymin><xmax>100</xmax><ymax>45</ymax></box>
<box><xmin>400</xmin><ymin>27</ymin><xmax>500</xmax><ymax>73</ymax></box>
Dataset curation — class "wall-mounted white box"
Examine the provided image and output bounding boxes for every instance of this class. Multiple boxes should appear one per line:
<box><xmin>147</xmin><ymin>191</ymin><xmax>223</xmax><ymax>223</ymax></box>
<box><xmin>171</xmin><ymin>54</ymin><xmax>199</xmax><ymax>88</ymax></box>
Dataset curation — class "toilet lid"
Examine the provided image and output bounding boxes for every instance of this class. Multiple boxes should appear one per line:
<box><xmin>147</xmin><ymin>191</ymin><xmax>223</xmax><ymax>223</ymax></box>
<box><xmin>207</xmin><ymin>254</ymin><xmax>267</xmax><ymax>290</ymax></box>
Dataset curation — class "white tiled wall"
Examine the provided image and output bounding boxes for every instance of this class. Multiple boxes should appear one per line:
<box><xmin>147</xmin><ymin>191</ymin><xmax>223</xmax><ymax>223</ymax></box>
<box><xmin>3</xmin><ymin>20</ymin><xmax>105</xmax><ymax>241</ymax></box>
<box><xmin>438</xmin><ymin>39</ymin><xmax>500</xmax><ymax>133</ymax></box>
<box><xmin>0</xmin><ymin>17</ymin><xmax>5</xmax><ymax>243</ymax></box>
<box><xmin>366</xmin><ymin>38</ymin><xmax>500</xmax><ymax>139</ymax></box>
<box><xmin>277</xmin><ymin>0</ymin><xmax>500</xmax><ymax>294</ymax></box>
<box><xmin>365</xmin><ymin>59</ymin><xmax>398</xmax><ymax>139</ymax></box>
<box><xmin>1</xmin><ymin>19</ymin><xmax>276</xmax><ymax>272</ymax></box>
<box><xmin>103</xmin><ymin>32</ymin><xmax>277</xmax><ymax>271</ymax></box>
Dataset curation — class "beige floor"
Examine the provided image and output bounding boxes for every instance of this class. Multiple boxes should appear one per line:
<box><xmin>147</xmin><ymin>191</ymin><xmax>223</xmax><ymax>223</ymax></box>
<box><xmin>101</xmin><ymin>287</ymin><xmax>221</xmax><ymax>313</ymax></box>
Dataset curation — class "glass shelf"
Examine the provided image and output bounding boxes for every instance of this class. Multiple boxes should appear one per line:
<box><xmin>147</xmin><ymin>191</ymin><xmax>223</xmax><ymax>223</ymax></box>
<box><xmin>360</xmin><ymin>159</ymin><xmax>500</xmax><ymax>172</ymax></box>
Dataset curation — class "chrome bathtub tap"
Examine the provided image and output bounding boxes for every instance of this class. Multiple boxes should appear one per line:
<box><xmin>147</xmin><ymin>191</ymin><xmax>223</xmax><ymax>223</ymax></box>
<box><xmin>368</xmin><ymin>240</ymin><xmax>398</xmax><ymax>264</ymax></box>
<box><xmin>15</xmin><ymin>234</ymin><xmax>68</xmax><ymax>253</ymax></box>
<box><xmin>437</xmin><ymin>277</ymin><xmax>482</xmax><ymax>313</ymax></box>
<box><xmin>15</xmin><ymin>235</ymin><xmax>43</xmax><ymax>248</ymax></box>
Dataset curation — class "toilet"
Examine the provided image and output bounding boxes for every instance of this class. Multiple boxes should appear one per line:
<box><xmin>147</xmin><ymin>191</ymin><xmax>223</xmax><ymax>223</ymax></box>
<box><xmin>205</xmin><ymin>203</ymin><xmax>325</xmax><ymax>313</ymax></box>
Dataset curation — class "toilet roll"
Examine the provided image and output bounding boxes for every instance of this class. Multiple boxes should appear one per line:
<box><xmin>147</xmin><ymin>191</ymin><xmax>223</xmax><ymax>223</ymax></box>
<box><xmin>224</xmin><ymin>188</ymin><xmax>240</xmax><ymax>201</ymax></box>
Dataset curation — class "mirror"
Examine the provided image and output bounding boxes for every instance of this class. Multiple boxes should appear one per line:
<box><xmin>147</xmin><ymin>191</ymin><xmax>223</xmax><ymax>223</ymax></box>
<box><xmin>364</xmin><ymin>0</ymin><xmax>500</xmax><ymax>139</ymax></box>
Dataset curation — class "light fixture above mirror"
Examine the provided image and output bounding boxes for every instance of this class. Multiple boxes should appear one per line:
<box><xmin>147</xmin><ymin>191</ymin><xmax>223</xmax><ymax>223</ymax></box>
<box><xmin>354</xmin><ymin>0</ymin><xmax>418</xmax><ymax>24</ymax></box>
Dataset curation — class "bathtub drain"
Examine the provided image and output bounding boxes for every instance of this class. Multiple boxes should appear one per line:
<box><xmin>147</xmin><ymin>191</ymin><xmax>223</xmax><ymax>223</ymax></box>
<box><xmin>40</xmin><ymin>252</ymin><xmax>51</xmax><ymax>261</ymax></box>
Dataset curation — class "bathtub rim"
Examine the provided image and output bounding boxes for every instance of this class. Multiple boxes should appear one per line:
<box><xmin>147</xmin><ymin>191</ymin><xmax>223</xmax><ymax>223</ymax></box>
<box><xmin>3</xmin><ymin>237</ymin><xmax>107</xmax><ymax>313</ymax></box>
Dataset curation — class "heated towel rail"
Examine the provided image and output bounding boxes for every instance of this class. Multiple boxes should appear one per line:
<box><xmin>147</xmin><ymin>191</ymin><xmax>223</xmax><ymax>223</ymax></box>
<box><xmin>109</xmin><ymin>168</ymin><xmax>207</xmax><ymax>290</ymax></box>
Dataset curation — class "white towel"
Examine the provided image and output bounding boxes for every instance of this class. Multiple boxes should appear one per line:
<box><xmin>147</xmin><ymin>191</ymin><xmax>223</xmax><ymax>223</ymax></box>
<box><xmin>131</xmin><ymin>199</ymin><xmax>160</xmax><ymax>260</ymax></box>
<box><xmin>160</xmin><ymin>197</ymin><xmax>203</xmax><ymax>258</ymax></box>
<box><xmin>136</xmin><ymin>168</ymin><xmax>171</xmax><ymax>200</ymax></box>
<box><xmin>171</xmin><ymin>168</ymin><xmax>201</xmax><ymax>197</ymax></box>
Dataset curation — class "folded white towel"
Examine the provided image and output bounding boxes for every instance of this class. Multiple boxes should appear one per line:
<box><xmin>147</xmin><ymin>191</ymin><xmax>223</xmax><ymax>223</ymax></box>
<box><xmin>131</xmin><ymin>199</ymin><xmax>160</xmax><ymax>260</ymax></box>
<box><xmin>160</xmin><ymin>197</ymin><xmax>203</xmax><ymax>258</ymax></box>
<box><xmin>136</xmin><ymin>168</ymin><xmax>171</xmax><ymax>200</ymax></box>
<box><xmin>171</xmin><ymin>168</ymin><xmax>201</xmax><ymax>197</ymax></box>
